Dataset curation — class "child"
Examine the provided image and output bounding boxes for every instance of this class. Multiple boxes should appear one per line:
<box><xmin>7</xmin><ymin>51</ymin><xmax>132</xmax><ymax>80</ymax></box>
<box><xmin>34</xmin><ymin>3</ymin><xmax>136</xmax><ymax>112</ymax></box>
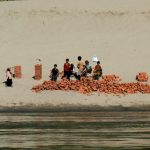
<box><xmin>93</xmin><ymin>61</ymin><xmax>102</xmax><ymax>80</ymax></box>
<box><xmin>63</xmin><ymin>58</ymin><xmax>71</xmax><ymax>80</ymax></box>
<box><xmin>6</xmin><ymin>68</ymin><xmax>13</xmax><ymax>87</ymax></box>
<box><xmin>51</xmin><ymin>64</ymin><xmax>59</xmax><ymax>81</ymax></box>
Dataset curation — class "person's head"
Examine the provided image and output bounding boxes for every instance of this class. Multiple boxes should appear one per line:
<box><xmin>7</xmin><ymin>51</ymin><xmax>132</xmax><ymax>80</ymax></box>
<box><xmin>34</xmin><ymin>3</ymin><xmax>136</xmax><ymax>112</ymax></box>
<box><xmin>78</xmin><ymin>56</ymin><xmax>82</xmax><ymax>61</ymax></box>
<box><xmin>7</xmin><ymin>68</ymin><xmax>11</xmax><ymax>72</ymax></box>
<box><xmin>85</xmin><ymin>60</ymin><xmax>89</xmax><ymax>65</ymax></box>
<box><xmin>54</xmin><ymin>64</ymin><xmax>57</xmax><ymax>68</ymax></box>
<box><xmin>97</xmin><ymin>61</ymin><xmax>100</xmax><ymax>65</ymax></box>
<box><xmin>66</xmin><ymin>58</ymin><xmax>69</xmax><ymax>62</ymax></box>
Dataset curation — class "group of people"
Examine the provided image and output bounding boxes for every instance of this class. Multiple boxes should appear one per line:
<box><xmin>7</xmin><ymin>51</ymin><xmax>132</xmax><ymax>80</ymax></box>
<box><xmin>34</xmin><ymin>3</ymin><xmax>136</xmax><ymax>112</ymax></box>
<box><xmin>50</xmin><ymin>56</ymin><xmax>102</xmax><ymax>81</ymax></box>
<box><xmin>4</xmin><ymin>56</ymin><xmax>102</xmax><ymax>87</ymax></box>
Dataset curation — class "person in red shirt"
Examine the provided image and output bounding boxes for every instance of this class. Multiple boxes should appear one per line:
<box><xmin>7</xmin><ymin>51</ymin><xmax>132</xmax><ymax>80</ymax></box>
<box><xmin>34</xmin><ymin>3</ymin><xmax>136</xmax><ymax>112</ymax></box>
<box><xmin>63</xmin><ymin>58</ymin><xmax>71</xmax><ymax>80</ymax></box>
<box><xmin>93</xmin><ymin>61</ymin><xmax>102</xmax><ymax>80</ymax></box>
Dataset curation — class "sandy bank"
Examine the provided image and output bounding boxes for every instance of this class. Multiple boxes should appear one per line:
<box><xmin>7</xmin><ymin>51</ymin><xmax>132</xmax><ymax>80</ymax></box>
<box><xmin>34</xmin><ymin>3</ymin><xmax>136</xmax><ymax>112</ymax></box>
<box><xmin>0</xmin><ymin>0</ymin><xmax>150</xmax><ymax>109</ymax></box>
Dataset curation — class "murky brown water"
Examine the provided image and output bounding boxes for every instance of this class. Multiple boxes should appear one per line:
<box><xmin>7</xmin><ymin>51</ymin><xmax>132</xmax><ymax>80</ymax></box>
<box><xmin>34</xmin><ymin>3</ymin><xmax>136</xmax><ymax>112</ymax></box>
<box><xmin>0</xmin><ymin>112</ymin><xmax>150</xmax><ymax>150</ymax></box>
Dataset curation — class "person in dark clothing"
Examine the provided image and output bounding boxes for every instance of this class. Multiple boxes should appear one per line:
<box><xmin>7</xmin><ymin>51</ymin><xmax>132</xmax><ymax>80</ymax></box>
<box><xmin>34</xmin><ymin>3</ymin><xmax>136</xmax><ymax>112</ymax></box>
<box><xmin>6</xmin><ymin>68</ymin><xmax>13</xmax><ymax>87</ymax></box>
<box><xmin>70</xmin><ymin>63</ymin><xmax>78</xmax><ymax>79</ymax></box>
<box><xmin>63</xmin><ymin>58</ymin><xmax>71</xmax><ymax>80</ymax></box>
<box><xmin>51</xmin><ymin>64</ymin><xmax>59</xmax><ymax>81</ymax></box>
<box><xmin>70</xmin><ymin>63</ymin><xmax>75</xmax><ymax>76</ymax></box>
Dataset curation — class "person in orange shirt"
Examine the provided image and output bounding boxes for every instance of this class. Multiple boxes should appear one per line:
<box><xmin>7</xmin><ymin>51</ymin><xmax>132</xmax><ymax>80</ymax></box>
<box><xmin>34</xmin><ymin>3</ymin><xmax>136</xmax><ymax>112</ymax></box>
<box><xmin>93</xmin><ymin>61</ymin><xmax>102</xmax><ymax>80</ymax></box>
<box><xmin>63</xmin><ymin>58</ymin><xmax>71</xmax><ymax>80</ymax></box>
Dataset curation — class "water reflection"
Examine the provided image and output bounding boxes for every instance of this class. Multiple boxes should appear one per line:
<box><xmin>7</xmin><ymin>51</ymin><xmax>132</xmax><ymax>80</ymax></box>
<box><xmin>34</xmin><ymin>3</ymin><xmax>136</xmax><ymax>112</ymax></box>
<box><xmin>0</xmin><ymin>112</ymin><xmax>150</xmax><ymax>149</ymax></box>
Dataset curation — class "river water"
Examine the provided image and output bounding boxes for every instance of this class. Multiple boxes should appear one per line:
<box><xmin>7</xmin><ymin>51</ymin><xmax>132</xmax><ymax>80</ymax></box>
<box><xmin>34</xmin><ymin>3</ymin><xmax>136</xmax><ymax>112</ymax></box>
<box><xmin>0</xmin><ymin>111</ymin><xmax>150</xmax><ymax>150</ymax></box>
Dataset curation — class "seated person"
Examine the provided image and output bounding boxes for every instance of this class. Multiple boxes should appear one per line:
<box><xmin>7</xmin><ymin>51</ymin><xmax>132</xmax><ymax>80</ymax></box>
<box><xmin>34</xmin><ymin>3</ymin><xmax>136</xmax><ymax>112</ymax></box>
<box><xmin>81</xmin><ymin>65</ymin><xmax>87</xmax><ymax>77</ymax></box>
<box><xmin>85</xmin><ymin>60</ymin><xmax>92</xmax><ymax>74</ymax></box>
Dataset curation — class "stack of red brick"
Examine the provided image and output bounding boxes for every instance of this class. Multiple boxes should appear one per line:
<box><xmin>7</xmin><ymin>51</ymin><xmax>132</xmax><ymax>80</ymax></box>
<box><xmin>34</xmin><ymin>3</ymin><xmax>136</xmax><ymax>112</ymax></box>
<box><xmin>102</xmin><ymin>75</ymin><xmax>121</xmax><ymax>83</ymax></box>
<box><xmin>136</xmin><ymin>72</ymin><xmax>148</xmax><ymax>82</ymax></box>
<box><xmin>32</xmin><ymin>74</ymin><xmax>150</xmax><ymax>95</ymax></box>
<box><xmin>14</xmin><ymin>66</ymin><xmax>22</xmax><ymax>78</ymax></box>
<box><xmin>35</xmin><ymin>64</ymin><xmax>42</xmax><ymax>80</ymax></box>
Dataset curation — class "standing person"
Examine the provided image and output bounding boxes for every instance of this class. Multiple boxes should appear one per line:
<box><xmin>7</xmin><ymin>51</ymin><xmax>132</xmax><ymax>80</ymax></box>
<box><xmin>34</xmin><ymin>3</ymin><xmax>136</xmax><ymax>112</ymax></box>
<box><xmin>51</xmin><ymin>64</ymin><xmax>59</xmax><ymax>81</ymax></box>
<box><xmin>6</xmin><ymin>68</ymin><xmax>13</xmax><ymax>87</ymax></box>
<box><xmin>93</xmin><ymin>61</ymin><xmax>102</xmax><ymax>80</ymax></box>
<box><xmin>70</xmin><ymin>64</ymin><xmax>75</xmax><ymax>75</ymax></box>
<box><xmin>63</xmin><ymin>58</ymin><xmax>71</xmax><ymax>80</ymax></box>
<box><xmin>77</xmin><ymin>56</ymin><xmax>84</xmax><ymax>80</ymax></box>
<box><xmin>85</xmin><ymin>60</ymin><xmax>92</xmax><ymax>74</ymax></box>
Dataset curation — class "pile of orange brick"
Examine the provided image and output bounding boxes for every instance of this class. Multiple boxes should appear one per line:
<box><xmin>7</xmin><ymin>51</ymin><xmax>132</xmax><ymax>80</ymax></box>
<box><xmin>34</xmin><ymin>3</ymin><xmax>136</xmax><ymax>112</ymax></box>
<box><xmin>14</xmin><ymin>65</ymin><xmax>22</xmax><ymax>78</ymax></box>
<box><xmin>34</xmin><ymin>64</ymin><xmax>42</xmax><ymax>80</ymax></box>
<box><xmin>32</xmin><ymin>74</ymin><xmax>150</xmax><ymax>95</ymax></box>
<box><xmin>102</xmin><ymin>75</ymin><xmax>121</xmax><ymax>83</ymax></box>
<box><xmin>136</xmin><ymin>72</ymin><xmax>148</xmax><ymax>82</ymax></box>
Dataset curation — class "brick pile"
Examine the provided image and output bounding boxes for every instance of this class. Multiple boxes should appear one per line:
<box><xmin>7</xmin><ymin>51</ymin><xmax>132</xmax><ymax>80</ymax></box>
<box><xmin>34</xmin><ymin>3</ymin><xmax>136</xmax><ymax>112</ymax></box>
<box><xmin>14</xmin><ymin>65</ymin><xmax>22</xmax><ymax>78</ymax></box>
<box><xmin>35</xmin><ymin>64</ymin><xmax>42</xmax><ymax>80</ymax></box>
<box><xmin>32</xmin><ymin>74</ymin><xmax>150</xmax><ymax>95</ymax></box>
<box><xmin>102</xmin><ymin>75</ymin><xmax>121</xmax><ymax>83</ymax></box>
<box><xmin>136</xmin><ymin>72</ymin><xmax>148</xmax><ymax>82</ymax></box>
